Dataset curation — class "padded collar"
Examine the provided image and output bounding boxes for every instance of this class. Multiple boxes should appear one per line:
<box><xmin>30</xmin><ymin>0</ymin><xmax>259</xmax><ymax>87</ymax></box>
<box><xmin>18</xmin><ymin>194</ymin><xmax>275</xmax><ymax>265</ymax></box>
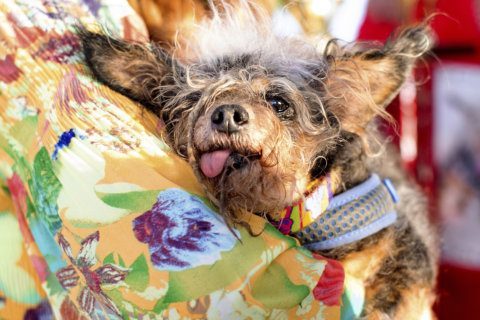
<box><xmin>273</xmin><ymin>174</ymin><xmax>399</xmax><ymax>250</ymax></box>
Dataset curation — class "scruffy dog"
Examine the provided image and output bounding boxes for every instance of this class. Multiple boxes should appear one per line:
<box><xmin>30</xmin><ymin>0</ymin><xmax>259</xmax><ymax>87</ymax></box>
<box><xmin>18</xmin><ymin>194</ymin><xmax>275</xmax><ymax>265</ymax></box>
<box><xmin>79</xmin><ymin>3</ymin><xmax>438</xmax><ymax>319</ymax></box>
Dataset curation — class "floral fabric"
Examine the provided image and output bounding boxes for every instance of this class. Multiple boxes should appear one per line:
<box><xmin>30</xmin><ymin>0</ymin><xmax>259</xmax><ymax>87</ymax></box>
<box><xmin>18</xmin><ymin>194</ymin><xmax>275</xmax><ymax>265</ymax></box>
<box><xmin>0</xmin><ymin>0</ymin><xmax>346</xmax><ymax>319</ymax></box>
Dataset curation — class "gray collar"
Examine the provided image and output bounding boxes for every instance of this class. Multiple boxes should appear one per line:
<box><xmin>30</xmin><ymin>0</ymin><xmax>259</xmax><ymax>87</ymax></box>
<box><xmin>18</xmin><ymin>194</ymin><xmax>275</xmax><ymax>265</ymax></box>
<box><xmin>293</xmin><ymin>174</ymin><xmax>399</xmax><ymax>251</ymax></box>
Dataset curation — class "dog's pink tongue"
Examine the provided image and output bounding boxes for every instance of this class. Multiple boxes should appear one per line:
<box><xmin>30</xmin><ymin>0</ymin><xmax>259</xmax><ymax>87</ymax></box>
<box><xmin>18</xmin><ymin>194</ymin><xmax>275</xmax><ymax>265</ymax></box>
<box><xmin>199</xmin><ymin>150</ymin><xmax>231</xmax><ymax>178</ymax></box>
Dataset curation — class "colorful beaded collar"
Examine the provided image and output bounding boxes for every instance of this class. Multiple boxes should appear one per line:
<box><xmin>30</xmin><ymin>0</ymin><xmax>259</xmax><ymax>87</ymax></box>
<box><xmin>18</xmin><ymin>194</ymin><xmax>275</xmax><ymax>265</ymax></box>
<box><xmin>271</xmin><ymin>174</ymin><xmax>399</xmax><ymax>250</ymax></box>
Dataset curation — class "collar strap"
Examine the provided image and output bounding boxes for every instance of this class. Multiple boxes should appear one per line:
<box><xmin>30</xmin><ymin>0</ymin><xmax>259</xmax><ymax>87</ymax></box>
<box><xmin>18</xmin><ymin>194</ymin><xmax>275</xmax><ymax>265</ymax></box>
<box><xmin>273</xmin><ymin>174</ymin><xmax>335</xmax><ymax>234</ymax></box>
<box><xmin>293</xmin><ymin>174</ymin><xmax>399</xmax><ymax>251</ymax></box>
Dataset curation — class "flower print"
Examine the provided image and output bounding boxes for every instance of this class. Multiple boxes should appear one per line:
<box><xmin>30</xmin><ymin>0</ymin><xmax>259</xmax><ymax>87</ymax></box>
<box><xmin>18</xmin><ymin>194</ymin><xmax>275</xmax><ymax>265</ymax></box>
<box><xmin>60</xmin><ymin>296</ymin><xmax>88</xmax><ymax>320</ymax></box>
<box><xmin>52</xmin><ymin>128</ymin><xmax>85</xmax><ymax>160</ymax></box>
<box><xmin>0</xmin><ymin>55</ymin><xmax>22</xmax><ymax>83</ymax></box>
<box><xmin>312</xmin><ymin>254</ymin><xmax>344</xmax><ymax>306</ymax></box>
<box><xmin>5</xmin><ymin>96</ymin><xmax>39</xmax><ymax>121</ymax></box>
<box><xmin>56</xmin><ymin>231</ymin><xmax>129</xmax><ymax>319</ymax></box>
<box><xmin>54</xmin><ymin>70</ymin><xmax>89</xmax><ymax>113</ymax></box>
<box><xmin>5</xmin><ymin>13</ymin><xmax>46</xmax><ymax>48</ymax></box>
<box><xmin>206</xmin><ymin>290</ymin><xmax>266</xmax><ymax>319</ymax></box>
<box><xmin>34</xmin><ymin>33</ymin><xmax>81</xmax><ymax>64</ymax></box>
<box><xmin>132</xmin><ymin>189</ymin><xmax>239</xmax><ymax>271</ymax></box>
<box><xmin>187</xmin><ymin>296</ymin><xmax>211</xmax><ymax>315</ymax></box>
<box><xmin>83</xmin><ymin>0</ymin><xmax>101</xmax><ymax>17</ymax></box>
<box><xmin>33</xmin><ymin>0</ymin><xmax>70</xmax><ymax>20</ymax></box>
<box><xmin>24</xmin><ymin>300</ymin><xmax>54</xmax><ymax>320</ymax></box>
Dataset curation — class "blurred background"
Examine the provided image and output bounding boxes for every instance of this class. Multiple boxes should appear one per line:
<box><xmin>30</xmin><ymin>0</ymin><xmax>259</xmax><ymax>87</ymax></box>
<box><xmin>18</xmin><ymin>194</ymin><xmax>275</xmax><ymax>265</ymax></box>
<box><xmin>128</xmin><ymin>0</ymin><xmax>480</xmax><ymax>318</ymax></box>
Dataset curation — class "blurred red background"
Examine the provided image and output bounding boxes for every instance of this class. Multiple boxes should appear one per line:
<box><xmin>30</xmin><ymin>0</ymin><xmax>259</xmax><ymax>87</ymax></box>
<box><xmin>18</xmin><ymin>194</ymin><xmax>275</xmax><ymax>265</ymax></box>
<box><xmin>358</xmin><ymin>1</ymin><xmax>480</xmax><ymax>319</ymax></box>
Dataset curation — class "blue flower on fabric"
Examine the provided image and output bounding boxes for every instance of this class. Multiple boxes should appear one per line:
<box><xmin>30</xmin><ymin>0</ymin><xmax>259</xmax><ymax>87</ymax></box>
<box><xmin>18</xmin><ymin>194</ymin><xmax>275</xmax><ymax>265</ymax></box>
<box><xmin>52</xmin><ymin>128</ymin><xmax>85</xmax><ymax>160</ymax></box>
<box><xmin>132</xmin><ymin>189</ymin><xmax>239</xmax><ymax>271</ymax></box>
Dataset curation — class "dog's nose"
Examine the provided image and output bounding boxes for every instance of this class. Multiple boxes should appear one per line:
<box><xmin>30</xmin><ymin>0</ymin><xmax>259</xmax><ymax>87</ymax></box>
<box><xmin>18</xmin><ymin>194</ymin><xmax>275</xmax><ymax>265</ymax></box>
<box><xmin>211</xmin><ymin>104</ymin><xmax>249</xmax><ymax>134</ymax></box>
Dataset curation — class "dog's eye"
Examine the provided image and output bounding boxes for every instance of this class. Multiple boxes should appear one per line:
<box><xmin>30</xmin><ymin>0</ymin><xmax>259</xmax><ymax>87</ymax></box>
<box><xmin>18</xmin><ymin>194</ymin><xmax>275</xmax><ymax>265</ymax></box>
<box><xmin>268</xmin><ymin>97</ymin><xmax>290</xmax><ymax>113</ymax></box>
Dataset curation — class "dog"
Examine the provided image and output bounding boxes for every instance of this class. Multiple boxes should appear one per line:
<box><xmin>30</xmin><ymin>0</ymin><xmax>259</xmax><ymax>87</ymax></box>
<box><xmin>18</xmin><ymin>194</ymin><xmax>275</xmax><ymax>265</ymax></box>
<box><xmin>78</xmin><ymin>2</ymin><xmax>438</xmax><ymax>318</ymax></box>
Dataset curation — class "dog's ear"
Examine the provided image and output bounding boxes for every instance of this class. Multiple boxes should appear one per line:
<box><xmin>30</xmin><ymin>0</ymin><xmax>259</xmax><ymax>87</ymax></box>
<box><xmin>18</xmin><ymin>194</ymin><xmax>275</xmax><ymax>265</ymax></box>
<box><xmin>78</xmin><ymin>28</ymin><xmax>181</xmax><ymax>110</ymax></box>
<box><xmin>324</xmin><ymin>24</ymin><xmax>432</xmax><ymax>134</ymax></box>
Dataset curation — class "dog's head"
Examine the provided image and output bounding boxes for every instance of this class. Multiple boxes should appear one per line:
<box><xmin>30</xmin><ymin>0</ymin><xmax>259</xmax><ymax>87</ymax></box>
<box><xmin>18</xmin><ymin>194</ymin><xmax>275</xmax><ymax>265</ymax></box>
<box><xmin>80</xmin><ymin>5</ymin><xmax>431</xmax><ymax>223</ymax></box>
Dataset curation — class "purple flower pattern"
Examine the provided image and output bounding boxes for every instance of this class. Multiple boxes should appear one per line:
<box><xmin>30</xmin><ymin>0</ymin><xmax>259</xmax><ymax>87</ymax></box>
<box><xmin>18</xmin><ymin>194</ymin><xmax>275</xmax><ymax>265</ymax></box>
<box><xmin>34</xmin><ymin>33</ymin><xmax>81</xmax><ymax>64</ymax></box>
<box><xmin>132</xmin><ymin>189</ymin><xmax>239</xmax><ymax>271</ymax></box>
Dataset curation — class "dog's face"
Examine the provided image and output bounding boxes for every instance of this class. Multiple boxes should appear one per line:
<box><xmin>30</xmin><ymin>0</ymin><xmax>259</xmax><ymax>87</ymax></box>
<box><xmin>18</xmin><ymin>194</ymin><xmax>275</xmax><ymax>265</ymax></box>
<box><xmin>80</xmin><ymin>11</ymin><xmax>430</xmax><ymax>222</ymax></box>
<box><xmin>186</xmin><ymin>60</ymin><xmax>335</xmax><ymax>215</ymax></box>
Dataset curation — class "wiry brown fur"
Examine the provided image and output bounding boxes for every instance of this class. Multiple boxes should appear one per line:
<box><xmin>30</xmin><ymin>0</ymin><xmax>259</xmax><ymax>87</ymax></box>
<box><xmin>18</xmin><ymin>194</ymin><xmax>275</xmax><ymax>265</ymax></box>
<box><xmin>78</xmin><ymin>2</ymin><xmax>437</xmax><ymax>318</ymax></box>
